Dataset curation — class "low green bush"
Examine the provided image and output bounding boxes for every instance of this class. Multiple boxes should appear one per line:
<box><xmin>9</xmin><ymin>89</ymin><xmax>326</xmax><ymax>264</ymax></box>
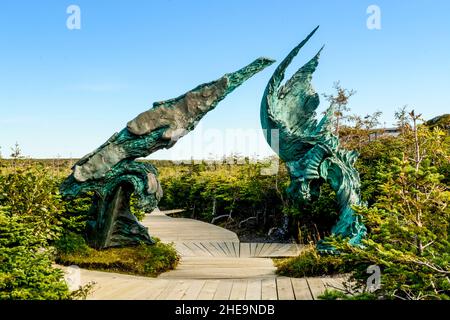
<box><xmin>54</xmin><ymin>231</ymin><xmax>90</xmax><ymax>256</ymax></box>
<box><xmin>275</xmin><ymin>246</ymin><xmax>350</xmax><ymax>277</ymax></box>
<box><xmin>319</xmin><ymin>289</ymin><xmax>376</xmax><ymax>300</ymax></box>
<box><xmin>0</xmin><ymin>165</ymin><xmax>64</xmax><ymax>243</ymax></box>
<box><xmin>0</xmin><ymin>165</ymin><xmax>70</xmax><ymax>299</ymax></box>
<box><xmin>59</xmin><ymin>193</ymin><xmax>92</xmax><ymax>233</ymax></box>
<box><xmin>0</xmin><ymin>165</ymin><xmax>95</xmax><ymax>300</ymax></box>
<box><xmin>0</xmin><ymin>211</ymin><xmax>70</xmax><ymax>300</ymax></box>
<box><xmin>56</xmin><ymin>237</ymin><xmax>179</xmax><ymax>277</ymax></box>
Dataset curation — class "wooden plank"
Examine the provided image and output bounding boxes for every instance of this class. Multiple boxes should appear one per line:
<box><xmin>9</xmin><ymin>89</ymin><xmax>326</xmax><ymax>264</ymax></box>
<box><xmin>183</xmin><ymin>242</ymin><xmax>208</xmax><ymax>256</ymax></box>
<box><xmin>171</xmin><ymin>257</ymin><xmax>274</xmax><ymax>266</ymax></box>
<box><xmin>307</xmin><ymin>277</ymin><xmax>326</xmax><ymax>300</ymax></box>
<box><xmin>143</xmin><ymin>214</ymin><xmax>239</xmax><ymax>243</ymax></box>
<box><xmin>197</xmin><ymin>280</ymin><xmax>220</xmax><ymax>300</ymax></box>
<box><xmin>250</xmin><ymin>243</ymin><xmax>258</xmax><ymax>257</ymax></box>
<box><xmin>95</xmin><ymin>283</ymin><xmax>138</xmax><ymax>300</ymax></box>
<box><xmin>277</xmin><ymin>244</ymin><xmax>295</xmax><ymax>256</ymax></box>
<box><xmin>274</xmin><ymin>244</ymin><xmax>295</xmax><ymax>256</ymax></box>
<box><xmin>240</xmin><ymin>243</ymin><xmax>251</xmax><ymax>258</ymax></box>
<box><xmin>254</xmin><ymin>243</ymin><xmax>266</xmax><ymax>257</ymax></box>
<box><xmin>232</xmin><ymin>242</ymin><xmax>240</xmax><ymax>258</ymax></box>
<box><xmin>284</xmin><ymin>244</ymin><xmax>301</xmax><ymax>256</ymax></box>
<box><xmin>91</xmin><ymin>278</ymin><xmax>138</xmax><ymax>299</ymax></box>
<box><xmin>165</xmin><ymin>280</ymin><xmax>191</xmax><ymax>300</ymax></box>
<box><xmin>229</xmin><ymin>280</ymin><xmax>247</xmax><ymax>300</ymax></box>
<box><xmin>245</xmin><ymin>280</ymin><xmax>262</xmax><ymax>300</ymax></box>
<box><xmin>181</xmin><ymin>280</ymin><xmax>206</xmax><ymax>300</ymax></box>
<box><xmin>261</xmin><ymin>278</ymin><xmax>278</xmax><ymax>300</ymax></box>
<box><xmin>259</xmin><ymin>243</ymin><xmax>275</xmax><ymax>257</ymax></box>
<box><xmin>219</xmin><ymin>241</ymin><xmax>236</xmax><ymax>257</ymax></box>
<box><xmin>175</xmin><ymin>243</ymin><xmax>196</xmax><ymax>257</ymax></box>
<box><xmin>222</xmin><ymin>242</ymin><xmax>235</xmax><ymax>257</ymax></box>
<box><xmin>161</xmin><ymin>269</ymin><xmax>275</xmax><ymax>279</ymax></box>
<box><xmin>208</xmin><ymin>242</ymin><xmax>226</xmax><ymax>257</ymax></box>
<box><xmin>127</xmin><ymin>280</ymin><xmax>171</xmax><ymax>300</ymax></box>
<box><xmin>250</xmin><ymin>243</ymin><xmax>258</xmax><ymax>256</ymax></box>
<box><xmin>211</xmin><ymin>242</ymin><xmax>230</xmax><ymax>257</ymax></box>
<box><xmin>198</xmin><ymin>242</ymin><xmax>218</xmax><ymax>257</ymax></box>
<box><xmin>193</xmin><ymin>242</ymin><xmax>212</xmax><ymax>256</ymax></box>
<box><xmin>252</xmin><ymin>243</ymin><xmax>260</xmax><ymax>256</ymax></box>
<box><xmin>291</xmin><ymin>278</ymin><xmax>312</xmax><ymax>300</ymax></box>
<box><xmin>258</xmin><ymin>243</ymin><xmax>270</xmax><ymax>257</ymax></box>
<box><xmin>276</xmin><ymin>277</ymin><xmax>295</xmax><ymax>300</ymax></box>
<box><xmin>213</xmin><ymin>281</ymin><xmax>233</xmax><ymax>300</ymax></box>
<box><xmin>155</xmin><ymin>280</ymin><xmax>179</xmax><ymax>300</ymax></box>
<box><xmin>208</xmin><ymin>242</ymin><xmax>227</xmax><ymax>257</ymax></box>
<box><xmin>265</xmin><ymin>243</ymin><xmax>283</xmax><ymax>257</ymax></box>
<box><xmin>268</xmin><ymin>243</ymin><xmax>298</xmax><ymax>257</ymax></box>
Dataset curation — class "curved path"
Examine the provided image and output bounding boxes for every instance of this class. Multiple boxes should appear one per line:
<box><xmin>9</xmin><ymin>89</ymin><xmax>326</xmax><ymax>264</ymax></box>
<box><xmin>75</xmin><ymin>210</ymin><xmax>344</xmax><ymax>300</ymax></box>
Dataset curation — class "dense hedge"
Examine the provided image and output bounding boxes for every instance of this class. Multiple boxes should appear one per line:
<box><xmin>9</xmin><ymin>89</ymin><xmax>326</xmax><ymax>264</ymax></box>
<box><xmin>0</xmin><ymin>166</ymin><xmax>70</xmax><ymax>299</ymax></box>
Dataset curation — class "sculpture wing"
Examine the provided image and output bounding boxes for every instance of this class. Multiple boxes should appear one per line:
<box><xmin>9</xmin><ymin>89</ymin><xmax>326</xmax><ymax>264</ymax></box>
<box><xmin>261</xmin><ymin>27</ymin><xmax>325</xmax><ymax>161</ymax></box>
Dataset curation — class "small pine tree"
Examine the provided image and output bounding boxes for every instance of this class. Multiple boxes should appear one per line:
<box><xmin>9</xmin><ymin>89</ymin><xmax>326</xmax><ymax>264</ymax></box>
<box><xmin>326</xmin><ymin>110</ymin><xmax>450</xmax><ymax>300</ymax></box>
<box><xmin>323</xmin><ymin>81</ymin><xmax>356</xmax><ymax>136</ymax></box>
<box><xmin>10</xmin><ymin>142</ymin><xmax>22</xmax><ymax>159</ymax></box>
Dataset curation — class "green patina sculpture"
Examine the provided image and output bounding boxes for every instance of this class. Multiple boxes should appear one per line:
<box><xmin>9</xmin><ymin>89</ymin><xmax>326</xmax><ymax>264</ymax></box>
<box><xmin>260</xmin><ymin>27</ymin><xmax>366</xmax><ymax>251</ymax></box>
<box><xmin>61</xmin><ymin>57</ymin><xmax>274</xmax><ymax>249</ymax></box>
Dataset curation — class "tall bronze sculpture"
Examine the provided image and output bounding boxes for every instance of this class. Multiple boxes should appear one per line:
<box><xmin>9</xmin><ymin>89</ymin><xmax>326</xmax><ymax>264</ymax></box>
<box><xmin>61</xmin><ymin>57</ymin><xmax>274</xmax><ymax>249</ymax></box>
<box><xmin>61</xmin><ymin>28</ymin><xmax>365</xmax><ymax>252</ymax></box>
<box><xmin>260</xmin><ymin>27</ymin><xmax>367</xmax><ymax>251</ymax></box>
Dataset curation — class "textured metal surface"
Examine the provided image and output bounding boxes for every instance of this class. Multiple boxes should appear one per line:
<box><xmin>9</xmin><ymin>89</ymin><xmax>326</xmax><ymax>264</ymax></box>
<box><xmin>260</xmin><ymin>27</ymin><xmax>366</xmax><ymax>251</ymax></box>
<box><xmin>60</xmin><ymin>57</ymin><xmax>274</xmax><ymax>249</ymax></box>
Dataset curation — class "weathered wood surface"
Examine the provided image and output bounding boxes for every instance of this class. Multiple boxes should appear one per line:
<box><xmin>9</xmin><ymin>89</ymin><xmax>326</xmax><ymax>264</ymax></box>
<box><xmin>142</xmin><ymin>212</ymin><xmax>301</xmax><ymax>257</ymax></box>
<box><xmin>158</xmin><ymin>257</ymin><xmax>276</xmax><ymax>279</ymax></box>
<box><xmin>142</xmin><ymin>213</ymin><xmax>238</xmax><ymax>242</ymax></box>
<box><xmin>71</xmin><ymin>211</ymin><xmax>344</xmax><ymax>300</ymax></box>
<box><xmin>77</xmin><ymin>268</ymin><xmax>344</xmax><ymax>300</ymax></box>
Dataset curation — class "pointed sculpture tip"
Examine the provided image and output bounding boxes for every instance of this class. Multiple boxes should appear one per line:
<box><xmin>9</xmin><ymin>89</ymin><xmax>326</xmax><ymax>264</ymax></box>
<box><xmin>304</xmin><ymin>25</ymin><xmax>320</xmax><ymax>43</ymax></box>
<box><xmin>247</xmin><ymin>57</ymin><xmax>276</xmax><ymax>71</ymax></box>
<box><xmin>317</xmin><ymin>45</ymin><xmax>325</xmax><ymax>56</ymax></box>
<box><xmin>255</xmin><ymin>56</ymin><xmax>276</xmax><ymax>65</ymax></box>
<box><xmin>235</xmin><ymin>56</ymin><xmax>276</xmax><ymax>75</ymax></box>
<box><xmin>226</xmin><ymin>56</ymin><xmax>276</xmax><ymax>89</ymax></box>
<box><xmin>304</xmin><ymin>25</ymin><xmax>319</xmax><ymax>40</ymax></box>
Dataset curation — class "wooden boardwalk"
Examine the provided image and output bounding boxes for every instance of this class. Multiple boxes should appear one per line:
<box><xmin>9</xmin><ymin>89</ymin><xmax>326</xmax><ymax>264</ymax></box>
<box><xmin>74</xmin><ymin>210</ymin><xmax>344</xmax><ymax>300</ymax></box>
<box><xmin>142</xmin><ymin>211</ymin><xmax>301</xmax><ymax>258</ymax></box>
<box><xmin>79</xmin><ymin>269</ymin><xmax>344</xmax><ymax>300</ymax></box>
<box><xmin>143</xmin><ymin>211</ymin><xmax>239</xmax><ymax>242</ymax></box>
<box><xmin>156</xmin><ymin>241</ymin><xmax>300</xmax><ymax>258</ymax></box>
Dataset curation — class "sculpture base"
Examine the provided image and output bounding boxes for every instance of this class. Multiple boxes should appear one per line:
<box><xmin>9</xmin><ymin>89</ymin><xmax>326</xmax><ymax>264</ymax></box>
<box><xmin>86</xmin><ymin>185</ymin><xmax>155</xmax><ymax>249</ymax></box>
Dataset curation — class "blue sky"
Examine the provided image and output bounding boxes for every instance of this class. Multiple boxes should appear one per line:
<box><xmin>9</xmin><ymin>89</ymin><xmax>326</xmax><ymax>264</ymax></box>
<box><xmin>1</xmin><ymin>0</ymin><xmax>449</xmax><ymax>159</ymax></box>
